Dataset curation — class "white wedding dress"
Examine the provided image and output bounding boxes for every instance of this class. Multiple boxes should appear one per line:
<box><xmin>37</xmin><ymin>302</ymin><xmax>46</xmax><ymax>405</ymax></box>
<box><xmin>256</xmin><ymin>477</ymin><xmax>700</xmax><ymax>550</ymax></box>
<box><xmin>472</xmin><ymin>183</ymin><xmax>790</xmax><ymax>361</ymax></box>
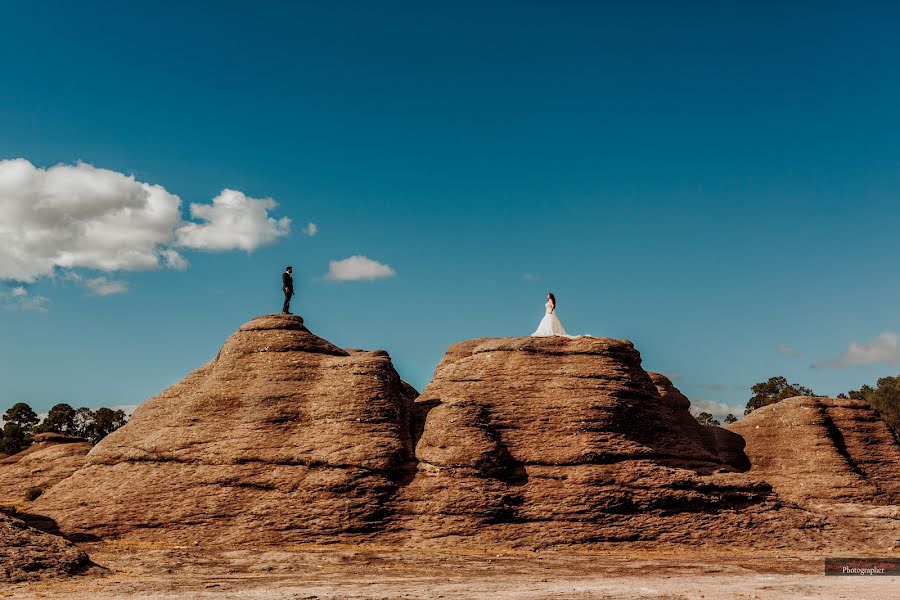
<box><xmin>531</xmin><ymin>301</ymin><xmax>572</xmax><ymax>337</ymax></box>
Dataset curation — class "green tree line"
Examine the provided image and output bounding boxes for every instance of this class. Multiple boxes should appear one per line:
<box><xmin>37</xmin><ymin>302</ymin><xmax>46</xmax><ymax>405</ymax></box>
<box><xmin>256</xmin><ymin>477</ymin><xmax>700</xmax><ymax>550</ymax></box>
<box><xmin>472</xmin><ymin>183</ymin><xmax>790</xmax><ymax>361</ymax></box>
<box><xmin>0</xmin><ymin>402</ymin><xmax>128</xmax><ymax>454</ymax></box>
<box><xmin>693</xmin><ymin>374</ymin><xmax>900</xmax><ymax>440</ymax></box>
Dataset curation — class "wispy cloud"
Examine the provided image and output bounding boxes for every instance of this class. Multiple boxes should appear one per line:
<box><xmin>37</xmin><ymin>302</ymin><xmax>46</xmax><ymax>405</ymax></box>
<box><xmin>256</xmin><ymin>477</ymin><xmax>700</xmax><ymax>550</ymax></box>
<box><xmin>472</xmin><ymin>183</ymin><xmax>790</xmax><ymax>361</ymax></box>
<box><xmin>302</xmin><ymin>222</ymin><xmax>318</xmax><ymax>236</ymax></box>
<box><xmin>107</xmin><ymin>403</ymin><xmax>139</xmax><ymax>416</ymax></box>
<box><xmin>696</xmin><ymin>383</ymin><xmax>727</xmax><ymax>391</ymax></box>
<box><xmin>326</xmin><ymin>255</ymin><xmax>396</xmax><ymax>282</ymax></box>
<box><xmin>815</xmin><ymin>331</ymin><xmax>900</xmax><ymax>368</ymax></box>
<box><xmin>83</xmin><ymin>276</ymin><xmax>128</xmax><ymax>296</ymax></box>
<box><xmin>690</xmin><ymin>398</ymin><xmax>744</xmax><ymax>419</ymax></box>
<box><xmin>776</xmin><ymin>343</ymin><xmax>800</xmax><ymax>357</ymax></box>
<box><xmin>523</xmin><ymin>273</ymin><xmax>540</xmax><ymax>281</ymax></box>
<box><xmin>1</xmin><ymin>286</ymin><xmax>49</xmax><ymax>312</ymax></box>
<box><xmin>66</xmin><ymin>273</ymin><xmax>129</xmax><ymax>296</ymax></box>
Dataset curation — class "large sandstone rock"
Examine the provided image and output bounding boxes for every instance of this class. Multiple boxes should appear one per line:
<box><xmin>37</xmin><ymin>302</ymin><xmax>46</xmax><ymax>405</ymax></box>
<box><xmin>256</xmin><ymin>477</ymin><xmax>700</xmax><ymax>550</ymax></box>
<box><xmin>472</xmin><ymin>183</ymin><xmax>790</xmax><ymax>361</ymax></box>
<box><xmin>0</xmin><ymin>433</ymin><xmax>91</xmax><ymax>505</ymax></box>
<box><xmin>649</xmin><ymin>372</ymin><xmax>750</xmax><ymax>471</ymax></box>
<box><xmin>390</xmin><ymin>337</ymin><xmax>809</xmax><ymax>549</ymax></box>
<box><xmin>729</xmin><ymin>396</ymin><xmax>900</xmax><ymax>548</ymax></box>
<box><xmin>32</xmin><ymin>323</ymin><xmax>896</xmax><ymax>553</ymax></box>
<box><xmin>0</xmin><ymin>512</ymin><xmax>89</xmax><ymax>582</ymax></box>
<box><xmin>34</xmin><ymin>314</ymin><xmax>418</xmax><ymax>544</ymax></box>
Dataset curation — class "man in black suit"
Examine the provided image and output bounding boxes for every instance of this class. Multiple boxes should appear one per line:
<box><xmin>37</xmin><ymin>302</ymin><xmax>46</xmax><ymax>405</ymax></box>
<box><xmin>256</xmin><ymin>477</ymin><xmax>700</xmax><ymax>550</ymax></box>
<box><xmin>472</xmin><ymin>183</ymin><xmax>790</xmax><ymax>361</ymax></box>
<box><xmin>282</xmin><ymin>265</ymin><xmax>294</xmax><ymax>314</ymax></box>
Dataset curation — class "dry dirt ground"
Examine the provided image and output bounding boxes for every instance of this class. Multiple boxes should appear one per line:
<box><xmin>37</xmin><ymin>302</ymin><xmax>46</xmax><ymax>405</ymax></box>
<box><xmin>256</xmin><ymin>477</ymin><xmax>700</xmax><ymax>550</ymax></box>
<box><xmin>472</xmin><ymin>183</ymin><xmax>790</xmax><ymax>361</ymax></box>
<box><xmin>4</xmin><ymin>544</ymin><xmax>897</xmax><ymax>599</ymax></box>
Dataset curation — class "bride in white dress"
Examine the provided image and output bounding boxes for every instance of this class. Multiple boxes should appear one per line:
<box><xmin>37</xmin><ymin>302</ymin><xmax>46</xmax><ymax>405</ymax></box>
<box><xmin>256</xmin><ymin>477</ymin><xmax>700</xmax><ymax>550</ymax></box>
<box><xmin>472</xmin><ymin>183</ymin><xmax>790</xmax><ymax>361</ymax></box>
<box><xmin>531</xmin><ymin>292</ymin><xmax>572</xmax><ymax>337</ymax></box>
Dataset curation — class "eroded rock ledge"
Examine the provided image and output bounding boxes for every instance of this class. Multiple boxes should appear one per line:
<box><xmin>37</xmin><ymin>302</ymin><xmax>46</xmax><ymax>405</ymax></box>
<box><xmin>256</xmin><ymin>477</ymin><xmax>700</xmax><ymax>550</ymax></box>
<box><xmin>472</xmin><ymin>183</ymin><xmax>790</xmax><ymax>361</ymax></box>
<box><xmin>34</xmin><ymin>314</ymin><xmax>418</xmax><ymax>544</ymax></box>
<box><xmin>28</xmin><ymin>319</ymin><xmax>898</xmax><ymax>552</ymax></box>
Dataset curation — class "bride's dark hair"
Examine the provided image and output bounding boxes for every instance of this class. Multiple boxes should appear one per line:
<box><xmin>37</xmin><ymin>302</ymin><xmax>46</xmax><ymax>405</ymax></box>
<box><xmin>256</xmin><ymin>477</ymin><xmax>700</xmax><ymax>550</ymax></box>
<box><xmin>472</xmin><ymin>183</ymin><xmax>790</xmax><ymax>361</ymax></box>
<box><xmin>548</xmin><ymin>292</ymin><xmax>556</xmax><ymax>305</ymax></box>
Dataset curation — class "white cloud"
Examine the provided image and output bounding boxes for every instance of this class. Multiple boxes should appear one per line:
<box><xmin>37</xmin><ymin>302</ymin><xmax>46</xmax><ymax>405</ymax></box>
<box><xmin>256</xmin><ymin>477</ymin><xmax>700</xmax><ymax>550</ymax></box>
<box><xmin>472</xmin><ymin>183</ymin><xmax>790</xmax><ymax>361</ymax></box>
<box><xmin>523</xmin><ymin>273</ymin><xmax>539</xmax><ymax>281</ymax></box>
<box><xmin>817</xmin><ymin>331</ymin><xmax>900</xmax><ymax>368</ymax></box>
<box><xmin>0</xmin><ymin>159</ymin><xmax>290</xmax><ymax>285</ymax></box>
<box><xmin>64</xmin><ymin>272</ymin><xmax>129</xmax><ymax>296</ymax></box>
<box><xmin>776</xmin><ymin>343</ymin><xmax>800</xmax><ymax>357</ymax></box>
<box><xmin>326</xmin><ymin>255</ymin><xmax>396</xmax><ymax>282</ymax></box>
<box><xmin>1</xmin><ymin>286</ymin><xmax>49</xmax><ymax>312</ymax></box>
<box><xmin>82</xmin><ymin>276</ymin><xmax>128</xmax><ymax>296</ymax></box>
<box><xmin>175</xmin><ymin>189</ymin><xmax>290</xmax><ymax>251</ymax></box>
<box><xmin>303</xmin><ymin>222</ymin><xmax>318</xmax><ymax>236</ymax></box>
<box><xmin>159</xmin><ymin>249</ymin><xmax>188</xmax><ymax>270</ymax></box>
<box><xmin>690</xmin><ymin>398</ymin><xmax>744</xmax><ymax>419</ymax></box>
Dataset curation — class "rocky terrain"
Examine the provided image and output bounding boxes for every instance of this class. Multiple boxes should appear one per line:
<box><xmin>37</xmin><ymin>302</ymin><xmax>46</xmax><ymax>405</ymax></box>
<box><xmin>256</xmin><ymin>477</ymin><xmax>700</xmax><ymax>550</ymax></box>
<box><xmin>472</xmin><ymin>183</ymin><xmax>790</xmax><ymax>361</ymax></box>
<box><xmin>0</xmin><ymin>433</ymin><xmax>91</xmax><ymax>505</ymax></box>
<box><xmin>0</xmin><ymin>512</ymin><xmax>89</xmax><ymax>582</ymax></box>
<box><xmin>5</xmin><ymin>314</ymin><xmax>897</xmax><ymax>591</ymax></box>
<box><xmin>34</xmin><ymin>314</ymin><xmax>418</xmax><ymax>544</ymax></box>
<box><xmin>729</xmin><ymin>396</ymin><xmax>900</xmax><ymax>549</ymax></box>
<box><xmin>391</xmin><ymin>337</ymin><xmax>819</xmax><ymax>549</ymax></box>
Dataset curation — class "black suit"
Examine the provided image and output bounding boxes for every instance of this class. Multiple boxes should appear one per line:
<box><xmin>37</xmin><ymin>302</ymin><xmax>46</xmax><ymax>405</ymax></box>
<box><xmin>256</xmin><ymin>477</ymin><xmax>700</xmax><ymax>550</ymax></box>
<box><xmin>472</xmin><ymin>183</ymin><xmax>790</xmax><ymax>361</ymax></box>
<box><xmin>282</xmin><ymin>271</ymin><xmax>294</xmax><ymax>313</ymax></box>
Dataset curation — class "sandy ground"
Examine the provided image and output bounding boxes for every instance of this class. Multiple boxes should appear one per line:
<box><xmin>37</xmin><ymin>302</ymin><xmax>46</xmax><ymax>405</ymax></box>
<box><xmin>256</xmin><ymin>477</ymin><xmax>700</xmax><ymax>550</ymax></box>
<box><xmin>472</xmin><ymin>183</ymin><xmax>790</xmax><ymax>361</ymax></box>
<box><xmin>5</xmin><ymin>544</ymin><xmax>897</xmax><ymax>599</ymax></box>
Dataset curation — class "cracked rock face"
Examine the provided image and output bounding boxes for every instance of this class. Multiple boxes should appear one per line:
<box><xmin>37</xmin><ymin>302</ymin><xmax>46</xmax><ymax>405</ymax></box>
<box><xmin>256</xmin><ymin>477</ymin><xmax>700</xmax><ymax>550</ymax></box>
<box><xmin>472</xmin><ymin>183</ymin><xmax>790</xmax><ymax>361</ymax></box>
<box><xmin>31</xmin><ymin>324</ymin><xmax>897</xmax><ymax>552</ymax></box>
<box><xmin>0</xmin><ymin>513</ymin><xmax>89</xmax><ymax>582</ymax></box>
<box><xmin>0</xmin><ymin>433</ymin><xmax>92</xmax><ymax>505</ymax></box>
<box><xmin>33</xmin><ymin>314</ymin><xmax>418</xmax><ymax>544</ymax></box>
<box><xmin>389</xmin><ymin>337</ymin><xmax>808</xmax><ymax>549</ymax></box>
<box><xmin>728</xmin><ymin>396</ymin><xmax>900</xmax><ymax>549</ymax></box>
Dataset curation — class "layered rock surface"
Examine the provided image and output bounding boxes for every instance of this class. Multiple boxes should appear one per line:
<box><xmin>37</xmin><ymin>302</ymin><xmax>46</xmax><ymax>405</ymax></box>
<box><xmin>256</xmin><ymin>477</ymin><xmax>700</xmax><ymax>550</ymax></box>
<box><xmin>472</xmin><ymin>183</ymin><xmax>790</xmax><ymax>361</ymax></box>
<box><xmin>390</xmin><ymin>337</ymin><xmax>808</xmax><ymax>548</ymax></box>
<box><xmin>729</xmin><ymin>396</ymin><xmax>900</xmax><ymax>549</ymax></box>
<box><xmin>35</xmin><ymin>314</ymin><xmax>418</xmax><ymax>544</ymax></box>
<box><xmin>0</xmin><ymin>512</ymin><xmax>89</xmax><ymax>582</ymax></box>
<box><xmin>0</xmin><ymin>433</ymin><xmax>91</xmax><ymax>505</ymax></box>
<box><xmin>31</xmin><ymin>321</ymin><xmax>897</xmax><ymax>552</ymax></box>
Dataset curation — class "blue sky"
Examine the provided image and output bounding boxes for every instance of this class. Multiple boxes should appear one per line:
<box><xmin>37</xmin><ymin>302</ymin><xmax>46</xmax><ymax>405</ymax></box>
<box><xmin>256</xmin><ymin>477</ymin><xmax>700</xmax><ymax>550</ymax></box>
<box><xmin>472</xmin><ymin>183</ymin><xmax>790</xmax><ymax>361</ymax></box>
<box><xmin>2</xmin><ymin>1</ymin><xmax>900</xmax><ymax>420</ymax></box>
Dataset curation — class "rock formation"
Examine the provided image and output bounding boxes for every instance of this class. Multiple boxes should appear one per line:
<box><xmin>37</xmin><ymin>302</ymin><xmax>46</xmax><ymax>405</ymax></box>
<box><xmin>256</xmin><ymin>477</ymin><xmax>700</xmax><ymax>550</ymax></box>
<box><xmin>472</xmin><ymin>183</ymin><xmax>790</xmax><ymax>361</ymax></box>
<box><xmin>729</xmin><ymin>396</ymin><xmax>900</xmax><ymax>549</ymax></box>
<box><xmin>0</xmin><ymin>433</ymin><xmax>91</xmax><ymax>505</ymax></box>
<box><xmin>35</xmin><ymin>314</ymin><xmax>418</xmax><ymax>544</ymax></box>
<box><xmin>0</xmin><ymin>512</ymin><xmax>89</xmax><ymax>582</ymax></box>
<box><xmin>31</xmin><ymin>322</ymin><xmax>897</xmax><ymax>552</ymax></box>
<box><xmin>649</xmin><ymin>372</ymin><xmax>750</xmax><ymax>471</ymax></box>
<box><xmin>390</xmin><ymin>336</ymin><xmax>808</xmax><ymax>549</ymax></box>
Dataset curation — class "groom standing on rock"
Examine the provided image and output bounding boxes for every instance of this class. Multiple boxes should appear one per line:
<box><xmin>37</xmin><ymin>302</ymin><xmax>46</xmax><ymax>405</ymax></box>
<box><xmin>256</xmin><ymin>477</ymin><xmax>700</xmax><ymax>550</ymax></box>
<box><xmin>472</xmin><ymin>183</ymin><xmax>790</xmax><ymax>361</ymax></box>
<box><xmin>282</xmin><ymin>265</ymin><xmax>294</xmax><ymax>314</ymax></box>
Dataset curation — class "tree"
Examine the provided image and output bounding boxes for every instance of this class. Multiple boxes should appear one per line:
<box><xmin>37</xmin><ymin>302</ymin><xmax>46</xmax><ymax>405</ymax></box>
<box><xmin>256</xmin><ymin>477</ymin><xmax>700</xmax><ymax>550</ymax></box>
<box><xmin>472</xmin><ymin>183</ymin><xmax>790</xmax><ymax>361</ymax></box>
<box><xmin>72</xmin><ymin>407</ymin><xmax>95</xmax><ymax>439</ymax></box>
<box><xmin>724</xmin><ymin>413</ymin><xmax>738</xmax><ymax>424</ymax></box>
<box><xmin>35</xmin><ymin>403</ymin><xmax>77</xmax><ymax>435</ymax></box>
<box><xmin>0</xmin><ymin>402</ymin><xmax>39</xmax><ymax>454</ymax></box>
<box><xmin>3</xmin><ymin>402</ymin><xmax>39</xmax><ymax>430</ymax></box>
<box><xmin>86</xmin><ymin>407</ymin><xmax>127</xmax><ymax>443</ymax></box>
<box><xmin>0</xmin><ymin>422</ymin><xmax>30</xmax><ymax>454</ymax></box>
<box><xmin>845</xmin><ymin>376</ymin><xmax>900</xmax><ymax>441</ymax></box>
<box><xmin>695</xmin><ymin>411</ymin><xmax>721</xmax><ymax>427</ymax></box>
<box><xmin>744</xmin><ymin>376</ymin><xmax>815</xmax><ymax>415</ymax></box>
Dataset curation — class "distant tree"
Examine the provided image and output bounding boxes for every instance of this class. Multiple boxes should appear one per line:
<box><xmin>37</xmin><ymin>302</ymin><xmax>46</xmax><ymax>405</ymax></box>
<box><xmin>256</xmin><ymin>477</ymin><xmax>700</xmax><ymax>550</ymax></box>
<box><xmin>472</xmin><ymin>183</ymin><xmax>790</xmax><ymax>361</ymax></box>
<box><xmin>744</xmin><ymin>376</ymin><xmax>815</xmax><ymax>415</ymax></box>
<box><xmin>3</xmin><ymin>402</ymin><xmax>39</xmax><ymax>430</ymax></box>
<box><xmin>724</xmin><ymin>413</ymin><xmax>738</xmax><ymax>424</ymax></box>
<box><xmin>0</xmin><ymin>423</ymin><xmax>30</xmax><ymax>454</ymax></box>
<box><xmin>72</xmin><ymin>407</ymin><xmax>95</xmax><ymax>439</ymax></box>
<box><xmin>0</xmin><ymin>402</ymin><xmax>129</xmax><ymax>451</ymax></box>
<box><xmin>34</xmin><ymin>403</ymin><xmax>77</xmax><ymax>435</ymax></box>
<box><xmin>695</xmin><ymin>411</ymin><xmax>721</xmax><ymax>427</ymax></box>
<box><xmin>82</xmin><ymin>407</ymin><xmax>128</xmax><ymax>444</ymax></box>
<box><xmin>0</xmin><ymin>402</ymin><xmax>39</xmax><ymax>454</ymax></box>
<box><xmin>845</xmin><ymin>376</ymin><xmax>900</xmax><ymax>441</ymax></box>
